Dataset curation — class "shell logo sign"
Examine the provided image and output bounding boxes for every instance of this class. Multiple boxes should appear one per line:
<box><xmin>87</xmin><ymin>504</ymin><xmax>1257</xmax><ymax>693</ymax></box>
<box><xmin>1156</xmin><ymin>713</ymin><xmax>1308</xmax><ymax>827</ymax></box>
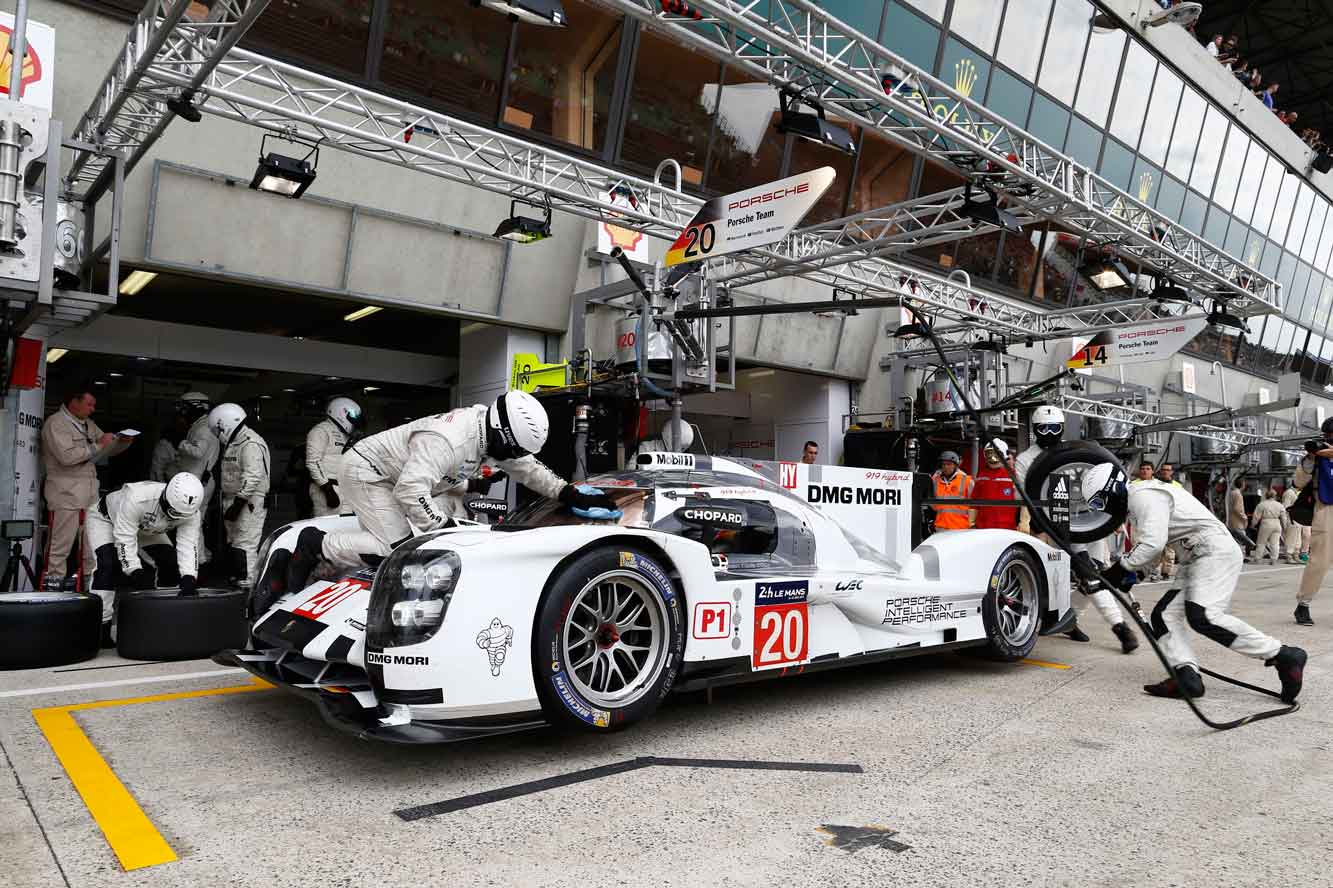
<box><xmin>0</xmin><ymin>25</ymin><xmax>42</xmax><ymax>100</ymax></box>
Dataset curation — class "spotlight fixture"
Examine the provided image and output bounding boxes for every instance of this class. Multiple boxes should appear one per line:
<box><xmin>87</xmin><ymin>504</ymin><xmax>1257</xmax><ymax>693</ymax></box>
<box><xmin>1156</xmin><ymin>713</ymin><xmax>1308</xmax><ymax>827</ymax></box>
<box><xmin>118</xmin><ymin>270</ymin><xmax>157</xmax><ymax>296</ymax></box>
<box><xmin>776</xmin><ymin>89</ymin><xmax>856</xmax><ymax>155</ymax></box>
<box><xmin>493</xmin><ymin>198</ymin><xmax>553</xmax><ymax>244</ymax></box>
<box><xmin>893</xmin><ymin>312</ymin><xmax>932</xmax><ymax>339</ymax></box>
<box><xmin>166</xmin><ymin>89</ymin><xmax>202</xmax><ymax>123</ymax></box>
<box><xmin>959</xmin><ymin>184</ymin><xmax>1021</xmax><ymax>233</ymax></box>
<box><xmin>249</xmin><ymin>133</ymin><xmax>318</xmax><ymax>198</ymax></box>
<box><xmin>1081</xmin><ymin>259</ymin><xmax>1129</xmax><ymax>291</ymax></box>
<box><xmin>972</xmin><ymin>337</ymin><xmax>1007</xmax><ymax>354</ymax></box>
<box><xmin>46</xmin><ymin>347</ymin><xmax>67</xmax><ymax>363</ymax></box>
<box><xmin>1151</xmin><ymin>278</ymin><xmax>1192</xmax><ymax>304</ymax></box>
<box><xmin>344</xmin><ymin>305</ymin><xmax>384</xmax><ymax>322</ymax></box>
<box><xmin>1207</xmin><ymin>301</ymin><xmax>1249</xmax><ymax>334</ymax></box>
<box><xmin>473</xmin><ymin>0</ymin><xmax>566</xmax><ymax>26</ymax></box>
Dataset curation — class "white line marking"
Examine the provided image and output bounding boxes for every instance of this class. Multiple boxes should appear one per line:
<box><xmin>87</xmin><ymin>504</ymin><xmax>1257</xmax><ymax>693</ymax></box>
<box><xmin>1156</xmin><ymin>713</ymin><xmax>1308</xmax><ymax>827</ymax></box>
<box><xmin>0</xmin><ymin>669</ymin><xmax>245</xmax><ymax>700</ymax></box>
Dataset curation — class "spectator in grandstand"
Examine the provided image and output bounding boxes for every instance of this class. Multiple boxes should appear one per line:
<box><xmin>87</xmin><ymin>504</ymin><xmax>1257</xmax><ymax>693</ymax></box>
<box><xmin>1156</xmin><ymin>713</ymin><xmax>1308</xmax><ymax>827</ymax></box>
<box><xmin>1218</xmin><ymin>36</ymin><xmax>1240</xmax><ymax>67</ymax></box>
<box><xmin>1262</xmin><ymin>82</ymin><xmax>1279</xmax><ymax>110</ymax></box>
<box><xmin>1205</xmin><ymin>34</ymin><xmax>1222</xmax><ymax>59</ymax></box>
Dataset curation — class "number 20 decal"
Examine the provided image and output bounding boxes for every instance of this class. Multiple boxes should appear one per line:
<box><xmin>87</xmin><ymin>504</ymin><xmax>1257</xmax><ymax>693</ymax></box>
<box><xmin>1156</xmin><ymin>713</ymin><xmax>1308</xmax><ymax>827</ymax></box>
<box><xmin>752</xmin><ymin>602</ymin><xmax>808</xmax><ymax>669</ymax></box>
<box><xmin>682</xmin><ymin>222</ymin><xmax>717</xmax><ymax>259</ymax></box>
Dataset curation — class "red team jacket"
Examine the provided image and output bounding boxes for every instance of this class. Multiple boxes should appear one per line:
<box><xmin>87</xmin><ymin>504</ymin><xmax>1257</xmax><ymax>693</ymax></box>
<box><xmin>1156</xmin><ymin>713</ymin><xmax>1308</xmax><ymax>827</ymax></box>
<box><xmin>972</xmin><ymin>465</ymin><xmax>1019</xmax><ymax>530</ymax></box>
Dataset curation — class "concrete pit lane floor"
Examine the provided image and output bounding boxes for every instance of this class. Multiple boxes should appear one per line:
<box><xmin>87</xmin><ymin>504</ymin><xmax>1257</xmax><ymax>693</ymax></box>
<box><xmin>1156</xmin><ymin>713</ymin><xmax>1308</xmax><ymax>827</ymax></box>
<box><xmin>2</xmin><ymin>563</ymin><xmax>1329</xmax><ymax>888</ymax></box>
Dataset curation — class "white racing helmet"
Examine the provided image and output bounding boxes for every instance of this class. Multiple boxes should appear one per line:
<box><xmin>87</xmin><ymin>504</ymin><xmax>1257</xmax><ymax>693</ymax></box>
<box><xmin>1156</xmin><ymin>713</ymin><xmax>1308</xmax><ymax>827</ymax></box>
<box><xmin>1080</xmin><ymin>462</ymin><xmax>1129</xmax><ymax>516</ymax></box>
<box><xmin>487</xmin><ymin>390</ymin><xmax>549</xmax><ymax>459</ymax></box>
<box><xmin>178</xmin><ymin>390</ymin><xmax>212</xmax><ymax>420</ymax></box>
<box><xmin>984</xmin><ymin>439</ymin><xmax>1009</xmax><ymax>461</ymax></box>
<box><xmin>161</xmin><ymin>472</ymin><xmax>205</xmax><ymax>520</ymax></box>
<box><xmin>326</xmin><ymin>397</ymin><xmax>364</xmax><ymax>435</ymax></box>
<box><xmin>1031</xmin><ymin>405</ymin><xmax>1066</xmax><ymax>448</ymax></box>
<box><xmin>207</xmin><ymin>403</ymin><xmax>247</xmax><ymax>444</ymax></box>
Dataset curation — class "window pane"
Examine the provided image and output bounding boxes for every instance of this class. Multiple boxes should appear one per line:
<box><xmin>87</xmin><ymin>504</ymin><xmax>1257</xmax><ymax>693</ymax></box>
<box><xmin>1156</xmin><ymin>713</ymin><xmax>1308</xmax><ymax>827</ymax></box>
<box><xmin>380</xmin><ymin>2</ymin><xmax>502</xmax><ymax>119</ymax></box>
<box><xmin>997</xmin><ymin>0</ymin><xmax>1051</xmax><ymax>81</ymax></box>
<box><xmin>1028</xmin><ymin>92</ymin><xmax>1070</xmax><ymax>149</ymax></box>
<box><xmin>995</xmin><ymin>223</ymin><xmax>1048</xmax><ymax>295</ymax></box>
<box><xmin>702</xmin><ymin>69</ymin><xmax>784</xmax><ymax>195</ymax></box>
<box><xmin>1065</xmin><ymin>115</ymin><xmax>1102</xmax><ymax>169</ymax></box>
<box><xmin>506</xmin><ymin>1</ymin><xmax>623</xmax><ymax>152</ymax></box>
<box><xmin>940</xmin><ymin>38</ymin><xmax>991</xmax><ymax>102</ymax></box>
<box><xmin>1233</xmin><ymin>149</ymin><xmax>1267</xmax><ymax>225</ymax></box>
<box><xmin>847</xmin><ymin>129</ymin><xmax>915</xmax><ymax>215</ymax></box>
<box><xmin>950</xmin><ymin>0</ymin><xmax>1004</xmax><ymax>54</ymax></box>
<box><xmin>1075</xmin><ymin>27</ymin><xmax>1124</xmax><ymax>125</ymax></box>
<box><xmin>1211</xmin><ymin>129</ymin><xmax>1248</xmax><ymax>211</ymax></box>
<box><xmin>1098</xmin><ymin>138</ymin><xmax>1135</xmax><ymax>191</ymax></box>
<box><xmin>1259</xmin><ymin>240</ymin><xmax>1280</xmax><ymax>278</ymax></box>
<box><xmin>1039</xmin><ymin>0</ymin><xmax>1092</xmax><ymax>105</ymax></box>
<box><xmin>985</xmin><ymin>67</ymin><xmax>1033</xmax><ymax>131</ymax></box>
<box><xmin>1300</xmin><ymin>200</ymin><xmax>1326</xmax><ymax>264</ymax></box>
<box><xmin>621</xmin><ymin>31</ymin><xmax>721</xmax><ymax>181</ymax></box>
<box><xmin>902</xmin><ymin>0</ymin><xmax>946</xmax><ymax>20</ymax></box>
<box><xmin>881</xmin><ymin>4</ymin><xmax>941</xmax><ymax>72</ymax></box>
<box><xmin>813</xmin><ymin>1</ymin><xmax>883</xmax><ymax>37</ymax></box>
<box><xmin>1224</xmin><ymin>221</ymin><xmax>1249</xmax><ymax>261</ymax></box>
<box><xmin>1157</xmin><ymin>175</ymin><xmax>1186</xmax><ymax>220</ymax></box>
<box><xmin>1189</xmin><ymin>106</ymin><xmax>1228</xmax><ymax>196</ymax></box>
<box><xmin>1286</xmin><ymin>183</ymin><xmax>1315</xmax><ymax>256</ymax></box>
<box><xmin>1131</xmin><ymin>157</ymin><xmax>1162</xmax><ymax>207</ymax></box>
<box><xmin>1139</xmin><ymin>65</ymin><xmax>1181</xmax><ymax>166</ymax></box>
<box><xmin>1204</xmin><ymin>202</ymin><xmax>1228</xmax><ymax>246</ymax></box>
<box><xmin>1313</xmin><ymin>277</ymin><xmax>1333</xmax><ymax>332</ymax></box>
<box><xmin>1267</xmin><ymin>172</ymin><xmax>1300</xmax><ymax>244</ymax></box>
<box><xmin>1165</xmin><ymin>88</ymin><xmax>1205</xmax><ymax>181</ymax></box>
<box><xmin>1109</xmin><ymin>41</ymin><xmax>1156</xmax><ymax>147</ymax></box>
<box><xmin>1248</xmin><ymin>156</ymin><xmax>1283</xmax><ymax>232</ymax></box>
<box><xmin>1291</xmin><ymin>262</ymin><xmax>1314</xmax><ymax>322</ymax></box>
<box><xmin>1181</xmin><ymin>190</ymin><xmax>1206</xmax><ymax>235</ymax></box>
<box><xmin>1316</xmin><ymin>214</ymin><xmax>1333</xmax><ymax>272</ymax></box>
<box><xmin>246</xmin><ymin>0</ymin><xmax>370</xmax><ymax>76</ymax></box>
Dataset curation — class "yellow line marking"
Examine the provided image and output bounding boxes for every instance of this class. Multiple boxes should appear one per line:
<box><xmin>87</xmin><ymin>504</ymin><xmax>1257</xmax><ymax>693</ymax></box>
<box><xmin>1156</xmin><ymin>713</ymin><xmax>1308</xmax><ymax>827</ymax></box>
<box><xmin>32</xmin><ymin>677</ymin><xmax>271</xmax><ymax>871</ymax></box>
<box><xmin>1019</xmin><ymin>658</ymin><xmax>1071</xmax><ymax>670</ymax></box>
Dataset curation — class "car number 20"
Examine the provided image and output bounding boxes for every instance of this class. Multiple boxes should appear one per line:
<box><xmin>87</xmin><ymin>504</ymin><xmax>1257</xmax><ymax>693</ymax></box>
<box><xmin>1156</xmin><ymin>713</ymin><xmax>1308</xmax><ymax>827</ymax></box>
<box><xmin>752</xmin><ymin>602</ymin><xmax>808</xmax><ymax>669</ymax></box>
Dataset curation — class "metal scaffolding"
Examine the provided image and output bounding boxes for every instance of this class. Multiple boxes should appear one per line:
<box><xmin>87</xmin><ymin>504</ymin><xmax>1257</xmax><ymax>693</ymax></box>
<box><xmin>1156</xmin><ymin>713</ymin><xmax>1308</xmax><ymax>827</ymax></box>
<box><xmin>595</xmin><ymin>0</ymin><xmax>1280</xmax><ymax>316</ymax></box>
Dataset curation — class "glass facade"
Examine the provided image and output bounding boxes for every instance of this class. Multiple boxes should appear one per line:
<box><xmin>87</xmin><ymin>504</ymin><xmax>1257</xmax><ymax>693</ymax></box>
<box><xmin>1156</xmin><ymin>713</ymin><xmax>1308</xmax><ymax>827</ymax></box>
<box><xmin>81</xmin><ymin>0</ymin><xmax>1333</xmax><ymax>389</ymax></box>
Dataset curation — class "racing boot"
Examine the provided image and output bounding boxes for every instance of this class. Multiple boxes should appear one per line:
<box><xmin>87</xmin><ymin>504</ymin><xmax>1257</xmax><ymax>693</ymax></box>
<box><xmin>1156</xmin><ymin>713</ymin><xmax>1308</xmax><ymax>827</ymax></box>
<box><xmin>1065</xmin><ymin>625</ymin><xmax>1091</xmax><ymax>643</ymax></box>
<box><xmin>1294</xmin><ymin>604</ymin><xmax>1314</xmax><ymax>626</ymax></box>
<box><xmin>1144</xmin><ymin>665</ymin><xmax>1205</xmax><ymax>699</ymax></box>
<box><xmin>285</xmin><ymin>527</ymin><xmax>326</xmax><ymax>595</ymax></box>
<box><xmin>1111</xmin><ymin>621</ymin><xmax>1139</xmax><ymax>654</ymax></box>
<box><xmin>1266</xmin><ymin>645</ymin><xmax>1307</xmax><ymax>704</ymax></box>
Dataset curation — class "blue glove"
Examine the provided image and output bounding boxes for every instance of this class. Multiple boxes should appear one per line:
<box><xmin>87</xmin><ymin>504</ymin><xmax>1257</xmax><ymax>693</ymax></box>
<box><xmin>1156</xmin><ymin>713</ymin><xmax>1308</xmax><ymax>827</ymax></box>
<box><xmin>560</xmin><ymin>484</ymin><xmax>622</xmax><ymax>519</ymax></box>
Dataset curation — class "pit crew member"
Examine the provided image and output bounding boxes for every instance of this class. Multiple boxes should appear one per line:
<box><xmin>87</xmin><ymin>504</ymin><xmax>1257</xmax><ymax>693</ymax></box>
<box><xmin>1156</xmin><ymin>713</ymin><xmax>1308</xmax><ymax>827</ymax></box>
<box><xmin>209</xmin><ymin>403</ymin><xmax>270</xmax><ymax>589</ymax></box>
<box><xmin>972</xmin><ymin>440</ymin><xmax>1018</xmax><ymax>530</ymax></box>
<box><xmin>307</xmin><ymin>397</ymin><xmax>363</xmax><ymax>517</ymax></box>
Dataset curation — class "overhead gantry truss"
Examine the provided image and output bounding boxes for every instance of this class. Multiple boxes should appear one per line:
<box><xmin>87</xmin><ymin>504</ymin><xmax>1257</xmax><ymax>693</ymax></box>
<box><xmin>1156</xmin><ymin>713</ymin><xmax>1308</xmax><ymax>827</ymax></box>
<box><xmin>595</xmin><ymin>0</ymin><xmax>1280</xmax><ymax>317</ymax></box>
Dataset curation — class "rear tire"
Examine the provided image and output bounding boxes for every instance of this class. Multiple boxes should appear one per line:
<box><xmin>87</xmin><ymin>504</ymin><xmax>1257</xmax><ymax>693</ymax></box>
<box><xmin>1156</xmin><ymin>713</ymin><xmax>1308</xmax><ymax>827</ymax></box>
<box><xmin>0</xmin><ymin>592</ymin><xmax>101</xmax><ymax>669</ymax></box>
<box><xmin>981</xmin><ymin>546</ymin><xmax>1044</xmax><ymax>661</ymax></box>
<box><xmin>531</xmin><ymin>546</ymin><xmax>684</xmax><ymax>732</ymax></box>
<box><xmin>117</xmin><ymin>588</ymin><xmax>249</xmax><ymax>661</ymax></box>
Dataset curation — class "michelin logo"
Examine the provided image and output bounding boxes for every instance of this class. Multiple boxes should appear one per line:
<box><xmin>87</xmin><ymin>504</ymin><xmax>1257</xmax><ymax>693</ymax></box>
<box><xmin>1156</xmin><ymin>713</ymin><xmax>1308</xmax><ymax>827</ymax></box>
<box><xmin>366</xmin><ymin>652</ymin><xmax>429</xmax><ymax>666</ymax></box>
<box><xmin>476</xmin><ymin>617</ymin><xmax>514</xmax><ymax>676</ymax></box>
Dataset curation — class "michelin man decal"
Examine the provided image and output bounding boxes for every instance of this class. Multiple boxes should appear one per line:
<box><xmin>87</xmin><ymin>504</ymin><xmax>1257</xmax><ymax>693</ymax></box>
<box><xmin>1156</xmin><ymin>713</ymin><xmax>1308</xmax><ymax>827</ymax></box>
<box><xmin>476</xmin><ymin>617</ymin><xmax>514</xmax><ymax>676</ymax></box>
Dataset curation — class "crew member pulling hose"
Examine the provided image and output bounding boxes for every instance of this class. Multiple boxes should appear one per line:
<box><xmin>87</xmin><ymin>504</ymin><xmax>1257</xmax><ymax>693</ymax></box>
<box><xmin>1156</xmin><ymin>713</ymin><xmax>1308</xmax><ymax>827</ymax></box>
<box><xmin>907</xmin><ymin>303</ymin><xmax>1304</xmax><ymax>730</ymax></box>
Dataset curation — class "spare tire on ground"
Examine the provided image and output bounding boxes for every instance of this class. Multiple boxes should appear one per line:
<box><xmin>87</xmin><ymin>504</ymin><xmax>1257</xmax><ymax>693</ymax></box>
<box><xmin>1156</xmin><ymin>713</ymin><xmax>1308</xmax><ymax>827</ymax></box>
<box><xmin>117</xmin><ymin>588</ymin><xmax>249</xmax><ymax>661</ymax></box>
<box><xmin>0</xmin><ymin>591</ymin><xmax>101</xmax><ymax>669</ymax></box>
<box><xmin>1024</xmin><ymin>440</ymin><xmax>1128</xmax><ymax>544</ymax></box>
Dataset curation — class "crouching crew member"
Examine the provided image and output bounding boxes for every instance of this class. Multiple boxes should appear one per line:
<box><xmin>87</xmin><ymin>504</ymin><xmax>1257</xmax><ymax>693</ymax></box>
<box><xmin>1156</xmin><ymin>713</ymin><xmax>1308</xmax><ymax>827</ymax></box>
<box><xmin>1080</xmin><ymin>464</ymin><xmax>1306</xmax><ymax>702</ymax></box>
<box><xmin>286</xmin><ymin>390</ymin><xmax>615</xmax><ymax>592</ymax></box>
<box><xmin>85</xmin><ymin>473</ymin><xmax>204</xmax><ymax>645</ymax></box>
<box><xmin>307</xmin><ymin>397</ymin><xmax>363</xmax><ymax>517</ymax></box>
<box><xmin>208</xmin><ymin>404</ymin><xmax>270</xmax><ymax>589</ymax></box>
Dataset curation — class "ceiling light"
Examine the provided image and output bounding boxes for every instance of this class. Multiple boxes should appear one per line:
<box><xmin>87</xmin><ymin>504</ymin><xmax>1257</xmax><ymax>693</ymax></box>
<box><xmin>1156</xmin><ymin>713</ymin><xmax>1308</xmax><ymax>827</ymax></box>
<box><xmin>776</xmin><ymin>90</ymin><xmax>856</xmax><ymax>155</ymax></box>
<box><xmin>1081</xmin><ymin>260</ymin><xmax>1129</xmax><ymax>291</ymax></box>
<box><xmin>118</xmin><ymin>270</ymin><xmax>157</xmax><ymax>296</ymax></box>
<box><xmin>165</xmin><ymin>89</ymin><xmax>202</xmax><ymax>123</ymax></box>
<box><xmin>259</xmin><ymin>394</ymin><xmax>273</xmax><ymax>399</ymax></box>
<box><xmin>135</xmin><ymin>356</ymin><xmax>151</xmax><ymax>361</ymax></box>
<box><xmin>94</xmin><ymin>380</ymin><xmax>106</xmax><ymax>386</ymax></box>
<box><xmin>1208</xmin><ymin>302</ymin><xmax>1249</xmax><ymax>334</ymax></box>
<box><xmin>344</xmin><ymin>305</ymin><xmax>383</xmax><ymax>322</ymax></box>
<box><xmin>283</xmin><ymin>387</ymin><xmax>297</xmax><ymax>393</ymax></box>
<box><xmin>972</xmin><ymin>338</ymin><xmax>1007</xmax><ymax>354</ymax></box>
<box><xmin>1152</xmin><ymin>279</ymin><xmax>1192</xmax><ymax>304</ymax></box>
<box><xmin>476</xmin><ymin>0</ymin><xmax>566</xmax><ymax>27</ymax></box>
<box><xmin>363</xmin><ymin>385</ymin><xmax>380</xmax><ymax>393</ymax></box>
<box><xmin>960</xmin><ymin>185</ymin><xmax>1021</xmax><ymax>234</ymax></box>
<box><xmin>108</xmin><ymin>372</ymin><xmax>124</xmax><ymax>377</ymax></box>
<box><xmin>493</xmin><ymin>198</ymin><xmax>552</xmax><ymax>244</ymax></box>
<box><xmin>249</xmin><ymin>134</ymin><xmax>318</xmax><ymax>198</ymax></box>
<box><xmin>326</xmin><ymin>376</ymin><xmax>340</xmax><ymax>381</ymax></box>
<box><xmin>46</xmin><ymin>347</ymin><xmax>67</xmax><ymax>363</ymax></box>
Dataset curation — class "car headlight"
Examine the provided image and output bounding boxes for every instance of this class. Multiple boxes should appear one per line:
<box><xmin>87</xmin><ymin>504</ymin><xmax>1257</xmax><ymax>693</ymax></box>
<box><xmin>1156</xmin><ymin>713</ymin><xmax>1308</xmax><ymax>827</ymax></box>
<box><xmin>367</xmin><ymin>547</ymin><xmax>461</xmax><ymax>648</ymax></box>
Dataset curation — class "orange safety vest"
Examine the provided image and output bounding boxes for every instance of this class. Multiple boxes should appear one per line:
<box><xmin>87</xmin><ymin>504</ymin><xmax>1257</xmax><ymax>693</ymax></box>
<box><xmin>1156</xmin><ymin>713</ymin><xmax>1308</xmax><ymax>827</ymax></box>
<box><xmin>932</xmin><ymin>470</ymin><xmax>974</xmax><ymax>530</ymax></box>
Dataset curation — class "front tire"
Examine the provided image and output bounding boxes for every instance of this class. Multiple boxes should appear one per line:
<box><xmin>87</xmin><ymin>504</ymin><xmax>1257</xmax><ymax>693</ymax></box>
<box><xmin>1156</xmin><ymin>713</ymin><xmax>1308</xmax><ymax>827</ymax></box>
<box><xmin>981</xmin><ymin>546</ymin><xmax>1044</xmax><ymax>661</ymax></box>
<box><xmin>532</xmin><ymin>546</ymin><xmax>684</xmax><ymax>732</ymax></box>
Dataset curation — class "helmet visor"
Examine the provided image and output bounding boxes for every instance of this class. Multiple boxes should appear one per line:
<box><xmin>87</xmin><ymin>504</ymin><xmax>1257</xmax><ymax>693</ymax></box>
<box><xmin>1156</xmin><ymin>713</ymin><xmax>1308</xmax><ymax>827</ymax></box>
<box><xmin>160</xmin><ymin>493</ymin><xmax>189</xmax><ymax>521</ymax></box>
<box><xmin>1034</xmin><ymin>422</ymin><xmax>1063</xmax><ymax>438</ymax></box>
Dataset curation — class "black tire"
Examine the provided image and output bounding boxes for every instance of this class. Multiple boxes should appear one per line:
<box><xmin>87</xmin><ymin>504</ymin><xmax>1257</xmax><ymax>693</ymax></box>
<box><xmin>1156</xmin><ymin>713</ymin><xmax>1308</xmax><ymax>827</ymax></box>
<box><xmin>117</xmin><ymin>588</ymin><xmax>249</xmax><ymax>661</ymax></box>
<box><xmin>981</xmin><ymin>546</ymin><xmax>1045</xmax><ymax>661</ymax></box>
<box><xmin>0</xmin><ymin>592</ymin><xmax>101</xmax><ymax>669</ymax></box>
<box><xmin>532</xmin><ymin>546</ymin><xmax>685</xmax><ymax>732</ymax></box>
<box><xmin>1024</xmin><ymin>440</ymin><xmax>1127</xmax><ymax>543</ymax></box>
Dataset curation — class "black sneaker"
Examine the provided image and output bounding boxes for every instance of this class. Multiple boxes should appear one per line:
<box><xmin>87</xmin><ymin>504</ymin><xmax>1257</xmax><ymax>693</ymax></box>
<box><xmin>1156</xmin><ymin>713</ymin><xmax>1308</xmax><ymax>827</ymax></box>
<box><xmin>1145</xmin><ymin>665</ymin><xmax>1205</xmax><ymax>699</ymax></box>
<box><xmin>1112</xmin><ymin>621</ymin><xmax>1140</xmax><ymax>654</ymax></box>
<box><xmin>1295</xmin><ymin>604</ymin><xmax>1314</xmax><ymax>626</ymax></box>
<box><xmin>1266</xmin><ymin>645</ymin><xmax>1307</xmax><ymax>704</ymax></box>
<box><xmin>285</xmin><ymin>527</ymin><xmax>326</xmax><ymax>595</ymax></box>
<box><xmin>1065</xmin><ymin>626</ymin><xmax>1091</xmax><ymax>643</ymax></box>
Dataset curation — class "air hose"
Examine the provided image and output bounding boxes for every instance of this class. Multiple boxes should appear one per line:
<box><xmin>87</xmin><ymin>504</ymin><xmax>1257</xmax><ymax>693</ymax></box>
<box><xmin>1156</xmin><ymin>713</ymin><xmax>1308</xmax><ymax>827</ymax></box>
<box><xmin>908</xmin><ymin>304</ymin><xmax>1298</xmax><ymax>730</ymax></box>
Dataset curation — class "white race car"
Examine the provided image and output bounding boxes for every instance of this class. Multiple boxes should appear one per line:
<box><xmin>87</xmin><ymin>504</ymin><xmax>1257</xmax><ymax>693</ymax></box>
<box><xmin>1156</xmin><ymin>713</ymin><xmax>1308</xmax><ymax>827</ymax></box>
<box><xmin>219</xmin><ymin>454</ymin><xmax>1073</xmax><ymax>743</ymax></box>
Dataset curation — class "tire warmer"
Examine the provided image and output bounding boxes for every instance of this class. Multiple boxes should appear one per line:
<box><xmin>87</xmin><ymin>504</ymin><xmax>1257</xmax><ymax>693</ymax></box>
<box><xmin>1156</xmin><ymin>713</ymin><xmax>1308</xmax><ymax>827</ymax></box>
<box><xmin>911</xmin><ymin>304</ymin><xmax>1297</xmax><ymax>731</ymax></box>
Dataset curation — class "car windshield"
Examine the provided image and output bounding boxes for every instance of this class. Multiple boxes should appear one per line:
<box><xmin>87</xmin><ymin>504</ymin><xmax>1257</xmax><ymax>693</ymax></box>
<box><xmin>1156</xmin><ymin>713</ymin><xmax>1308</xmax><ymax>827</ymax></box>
<box><xmin>497</xmin><ymin>487</ymin><xmax>652</xmax><ymax>530</ymax></box>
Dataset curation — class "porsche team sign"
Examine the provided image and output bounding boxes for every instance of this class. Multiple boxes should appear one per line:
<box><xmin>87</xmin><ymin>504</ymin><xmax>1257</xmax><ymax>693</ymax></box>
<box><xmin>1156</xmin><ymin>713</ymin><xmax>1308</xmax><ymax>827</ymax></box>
<box><xmin>665</xmin><ymin>167</ymin><xmax>835</xmax><ymax>266</ymax></box>
<box><xmin>1067</xmin><ymin>317</ymin><xmax>1206</xmax><ymax>371</ymax></box>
